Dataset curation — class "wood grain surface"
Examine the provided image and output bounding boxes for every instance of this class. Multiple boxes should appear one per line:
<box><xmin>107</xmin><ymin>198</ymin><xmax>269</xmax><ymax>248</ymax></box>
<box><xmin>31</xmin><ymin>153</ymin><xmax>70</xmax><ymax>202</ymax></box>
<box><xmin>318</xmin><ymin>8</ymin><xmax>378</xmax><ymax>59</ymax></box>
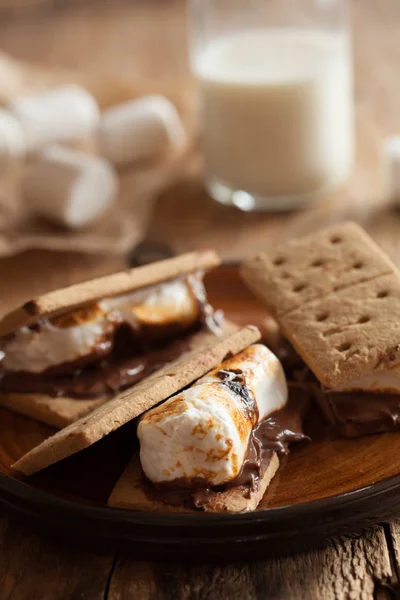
<box><xmin>107</xmin><ymin>527</ymin><xmax>394</xmax><ymax>600</ymax></box>
<box><xmin>0</xmin><ymin>0</ymin><xmax>400</xmax><ymax>598</ymax></box>
<box><xmin>0</xmin><ymin>513</ymin><xmax>397</xmax><ymax>600</ymax></box>
<box><xmin>0</xmin><ymin>514</ymin><xmax>114</xmax><ymax>600</ymax></box>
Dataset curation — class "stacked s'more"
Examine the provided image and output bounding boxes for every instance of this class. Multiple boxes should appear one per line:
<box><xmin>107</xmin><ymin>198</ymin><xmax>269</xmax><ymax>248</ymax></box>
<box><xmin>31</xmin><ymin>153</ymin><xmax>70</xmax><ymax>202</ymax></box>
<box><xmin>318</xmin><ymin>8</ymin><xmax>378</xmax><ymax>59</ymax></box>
<box><xmin>0</xmin><ymin>251</ymin><xmax>227</xmax><ymax>428</ymax></box>
<box><xmin>12</xmin><ymin>323</ymin><xmax>309</xmax><ymax>513</ymax></box>
<box><xmin>242</xmin><ymin>221</ymin><xmax>400</xmax><ymax>438</ymax></box>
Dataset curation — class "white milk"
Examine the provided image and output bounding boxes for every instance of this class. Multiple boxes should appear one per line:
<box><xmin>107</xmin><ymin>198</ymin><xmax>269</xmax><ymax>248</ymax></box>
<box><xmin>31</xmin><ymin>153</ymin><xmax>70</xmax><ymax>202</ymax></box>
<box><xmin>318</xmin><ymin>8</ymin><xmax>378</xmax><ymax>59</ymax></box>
<box><xmin>195</xmin><ymin>29</ymin><xmax>354</xmax><ymax>203</ymax></box>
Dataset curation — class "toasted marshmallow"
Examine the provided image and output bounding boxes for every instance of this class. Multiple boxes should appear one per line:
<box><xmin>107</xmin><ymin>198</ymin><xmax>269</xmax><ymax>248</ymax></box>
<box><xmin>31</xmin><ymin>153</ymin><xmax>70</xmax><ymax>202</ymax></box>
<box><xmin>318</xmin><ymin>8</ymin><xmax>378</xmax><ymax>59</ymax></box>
<box><xmin>104</xmin><ymin>278</ymin><xmax>200</xmax><ymax>328</ymax></box>
<box><xmin>331</xmin><ymin>365</ymin><xmax>400</xmax><ymax>395</ymax></box>
<box><xmin>198</xmin><ymin>344</ymin><xmax>287</xmax><ymax>421</ymax></box>
<box><xmin>1</xmin><ymin>278</ymin><xmax>201</xmax><ymax>375</ymax></box>
<box><xmin>1</xmin><ymin>304</ymin><xmax>116</xmax><ymax>374</ymax></box>
<box><xmin>138</xmin><ymin>344</ymin><xmax>287</xmax><ymax>487</ymax></box>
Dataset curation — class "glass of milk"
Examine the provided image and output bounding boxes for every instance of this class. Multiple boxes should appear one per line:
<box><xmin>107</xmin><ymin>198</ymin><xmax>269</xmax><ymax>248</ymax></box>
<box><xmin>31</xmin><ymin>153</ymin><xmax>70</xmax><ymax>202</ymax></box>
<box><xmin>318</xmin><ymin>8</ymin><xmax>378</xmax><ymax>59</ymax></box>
<box><xmin>188</xmin><ymin>0</ymin><xmax>354</xmax><ymax>211</ymax></box>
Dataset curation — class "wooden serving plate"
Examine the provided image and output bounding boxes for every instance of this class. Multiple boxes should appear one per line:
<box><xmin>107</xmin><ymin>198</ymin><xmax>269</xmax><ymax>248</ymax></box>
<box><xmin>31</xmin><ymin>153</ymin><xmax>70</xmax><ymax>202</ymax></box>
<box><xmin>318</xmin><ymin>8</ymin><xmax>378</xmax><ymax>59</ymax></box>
<box><xmin>1</xmin><ymin>263</ymin><xmax>400</xmax><ymax>558</ymax></box>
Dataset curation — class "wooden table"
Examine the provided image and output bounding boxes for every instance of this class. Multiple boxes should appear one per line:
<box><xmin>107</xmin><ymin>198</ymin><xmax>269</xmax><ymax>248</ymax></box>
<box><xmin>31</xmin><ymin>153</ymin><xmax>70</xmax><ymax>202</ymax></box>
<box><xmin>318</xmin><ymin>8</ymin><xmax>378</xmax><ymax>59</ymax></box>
<box><xmin>1</xmin><ymin>1</ymin><xmax>400</xmax><ymax>597</ymax></box>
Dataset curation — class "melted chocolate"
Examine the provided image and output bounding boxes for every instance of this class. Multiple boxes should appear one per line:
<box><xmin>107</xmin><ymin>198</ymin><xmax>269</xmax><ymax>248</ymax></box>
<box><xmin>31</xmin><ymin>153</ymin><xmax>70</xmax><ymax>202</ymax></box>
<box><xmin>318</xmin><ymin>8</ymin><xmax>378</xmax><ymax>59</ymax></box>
<box><xmin>148</xmin><ymin>385</ymin><xmax>310</xmax><ymax>510</ymax></box>
<box><xmin>327</xmin><ymin>391</ymin><xmax>400</xmax><ymax>438</ymax></box>
<box><xmin>0</xmin><ymin>276</ymin><xmax>222</xmax><ymax>399</ymax></box>
<box><xmin>0</xmin><ymin>331</ymin><xmax>195</xmax><ymax>399</ymax></box>
<box><xmin>271</xmin><ymin>338</ymin><xmax>400</xmax><ymax>440</ymax></box>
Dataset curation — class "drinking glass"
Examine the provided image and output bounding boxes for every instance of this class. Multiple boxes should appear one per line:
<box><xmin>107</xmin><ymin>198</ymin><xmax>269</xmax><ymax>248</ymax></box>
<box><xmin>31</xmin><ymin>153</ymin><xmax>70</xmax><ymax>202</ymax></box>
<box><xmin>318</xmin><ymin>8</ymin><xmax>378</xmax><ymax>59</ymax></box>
<box><xmin>188</xmin><ymin>0</ymin><xmax>353</xmax><ymax>211</ymax></box>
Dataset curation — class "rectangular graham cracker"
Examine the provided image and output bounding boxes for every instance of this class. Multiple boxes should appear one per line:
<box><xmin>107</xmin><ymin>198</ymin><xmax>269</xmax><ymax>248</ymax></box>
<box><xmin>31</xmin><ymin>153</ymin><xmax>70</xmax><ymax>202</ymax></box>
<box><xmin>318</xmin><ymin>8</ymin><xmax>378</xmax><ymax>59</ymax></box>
<box><xmin>12</xmin><ymin>325</ymin><xmax>260</xmax><ymax>476</ymax></box>
<box><xmin>0</xmin><ymin>250</ymin><xmax>220</xmax><ymax>337</ymax></box>
<box><xmin>0</xmin><ymin>322</ymin><xmax>239</xmax><ymax>429</ymax></box>
<box><xmin>107</xmin><ymin>453</ymin><xmax>279</xmax><ymax>514</ymax></box>
<box><xmin>240</xmin><ymin>222</ymin><xmax>396</xmax><ymax>318</ymax></box>
<box><xmin>280</xmin><ymin>272</ymin><xmax>400</xmax><ymax>388</ymax></box>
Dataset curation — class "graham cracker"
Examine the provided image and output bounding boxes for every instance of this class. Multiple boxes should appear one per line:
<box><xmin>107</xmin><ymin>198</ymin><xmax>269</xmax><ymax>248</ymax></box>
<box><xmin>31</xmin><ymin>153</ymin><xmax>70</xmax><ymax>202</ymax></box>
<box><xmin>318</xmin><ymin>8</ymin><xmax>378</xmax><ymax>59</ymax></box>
<box><xmin>1</xmin><ymin>322</ymin><xmax>238</xmax><ymax>429</ymax></box>
<box><xmin>12</xmin><ymin>325</ymin><xmax>260</xmax><ymax>476</ymax></box>
<box><xmin>240</xmin><ymin>222</ymin><xmax>395</xmax><ymax>318</ymax></box>
<box><xmin>0</xmin><ymin>250</ymin><xmax>220</xmax><ymax>337</ymax></box>
<box><xmin>280</xmin><ymin>272</ymin><xmax>400</xmax><ymax>388</ymax></box>
<box><xmin>0</xmin><ymin>393</ymin><xmax>106</xmax><ymax>429</ymax></box>
<box><xmin>107</xmin><ymin>453</ymin><xmax>279</xmax><ymax>513</ymax></box>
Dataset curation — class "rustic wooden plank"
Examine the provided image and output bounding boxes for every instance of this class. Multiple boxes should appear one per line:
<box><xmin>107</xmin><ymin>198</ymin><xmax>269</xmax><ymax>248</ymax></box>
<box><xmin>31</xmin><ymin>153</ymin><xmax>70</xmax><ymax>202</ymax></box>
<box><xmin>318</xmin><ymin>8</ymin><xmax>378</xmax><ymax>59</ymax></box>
<box><xmin>387</xmin><ymin>520</ymin><xmax>400</xmax><ymax>584</ymax></box>
<box><xmin>0</xmin><ymin>510</ymin><xmax>115</xmax><ymax>600</ymax></box>
<box><xmin>107</xmin><ymin>527</ymin><xmax>392</xmax><ymax>600</ymax></box>
<box><xmin>317</xmin><ymin>529</ymin><xmax>392</xmax><ymax>600</ymax></box>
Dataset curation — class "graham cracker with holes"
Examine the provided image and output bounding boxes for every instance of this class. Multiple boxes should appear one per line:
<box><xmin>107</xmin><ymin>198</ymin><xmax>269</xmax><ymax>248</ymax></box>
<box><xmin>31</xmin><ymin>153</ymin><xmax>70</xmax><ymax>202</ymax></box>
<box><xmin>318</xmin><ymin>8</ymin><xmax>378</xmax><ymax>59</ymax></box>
<box><xmin>0</xmin><ymin>322</ymin><xmax>238</xmax><ymax>429</ymax></box>
<box><xmin>107</xmin><ymin>453</ymin><xmax>279</xmax><ymax>514</ymax></box>
<box><xmin>241</xmin><ymin>222</ymin><xmax>400</xmax><ymax>390</ymax></box>
<box><xmin>0</xmin><ymin>250</ymin><xmax>220</xmax><ymax>337</ymax></box>
<box><xmin>280</xmin><ymin>272</ymin><xmax>400</xmax><ymax>388</ymax></box>
<box><xmin>12</xmin><ymin>325</ymin><xmax>260</xmax><ymax>476</ymax></box>
<box><xmin>240</xmin><ymin>222</ymin><xmax>395</xmax><ymax>319</ymax></box>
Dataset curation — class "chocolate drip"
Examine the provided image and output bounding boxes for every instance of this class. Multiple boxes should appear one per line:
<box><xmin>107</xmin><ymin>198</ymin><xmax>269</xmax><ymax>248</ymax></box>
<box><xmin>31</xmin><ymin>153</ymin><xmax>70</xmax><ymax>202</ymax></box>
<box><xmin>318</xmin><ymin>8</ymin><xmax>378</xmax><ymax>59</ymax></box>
<box><xmin>327</xmin><ymin>391</ymin><xmax>400</xmax><ymax>438</ymax></box>
<box><xmin>149</xmin><ymin>385</ymin><xmax>310</xmax><ymax>510</ymax></box>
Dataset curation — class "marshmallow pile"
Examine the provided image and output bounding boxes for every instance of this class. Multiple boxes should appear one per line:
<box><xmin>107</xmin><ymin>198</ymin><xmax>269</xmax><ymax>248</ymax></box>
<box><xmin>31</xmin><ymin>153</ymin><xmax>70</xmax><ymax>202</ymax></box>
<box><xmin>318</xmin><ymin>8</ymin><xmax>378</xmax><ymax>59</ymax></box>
<box><xmin>0</xmin><ymin>85</ymin><xmax>187</xmax><ymax>229</ymax></box>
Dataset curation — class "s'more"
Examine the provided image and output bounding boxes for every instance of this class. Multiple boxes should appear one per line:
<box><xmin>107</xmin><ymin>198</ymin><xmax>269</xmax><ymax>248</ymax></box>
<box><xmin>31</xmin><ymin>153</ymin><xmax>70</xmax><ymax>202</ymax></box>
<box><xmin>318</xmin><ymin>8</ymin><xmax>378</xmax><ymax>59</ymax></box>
<box><xmin>0</xmin><ymin>251</ymin><xmax>227</xmax><ymax>428</ymax></box>
<box><xmin>12</xmin><ymin>326</ymin><xmax>309</xmax><ymax>513</ymax></box>
<box><xmin>241</xmin><ymin>221</ymin><xmax>400</xmax><ymax>438</ymax></box>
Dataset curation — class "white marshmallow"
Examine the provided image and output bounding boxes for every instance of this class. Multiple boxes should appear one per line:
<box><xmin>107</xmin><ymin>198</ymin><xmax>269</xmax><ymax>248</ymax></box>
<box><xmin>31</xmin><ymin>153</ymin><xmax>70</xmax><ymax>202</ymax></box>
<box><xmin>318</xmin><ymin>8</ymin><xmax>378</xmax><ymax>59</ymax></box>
<box><xmin>1</xmin><ymin>304</ymin><xmax>116</xmax><ymax>374</ymax></box>
<box><xmin>138</xmin><ymin>344</ymin><xmax>287</xmax><ymax>486</ymax></box>
<box><xmin>332</xmin><ymin>365</ymin><xmax>400</xmax><ymax>395</ymax></box>
<box><xmin>0</xmin><ymin>108</ymin><xmax>26</xmax><ymax>172</ymax></box>
<box><xmin>9</xmin><ymin>85</ymin><xmax>100</xmax><ymax>151</ymax></box>
<box><xmin>22</xmin><ymin>145</ymin><xmax>118</xmax><ymax>229</ymax></box>
<box><xmin>98</xmin><ymin>95</ymin><xmax>187</xmax><ymax>166</ymax></box>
